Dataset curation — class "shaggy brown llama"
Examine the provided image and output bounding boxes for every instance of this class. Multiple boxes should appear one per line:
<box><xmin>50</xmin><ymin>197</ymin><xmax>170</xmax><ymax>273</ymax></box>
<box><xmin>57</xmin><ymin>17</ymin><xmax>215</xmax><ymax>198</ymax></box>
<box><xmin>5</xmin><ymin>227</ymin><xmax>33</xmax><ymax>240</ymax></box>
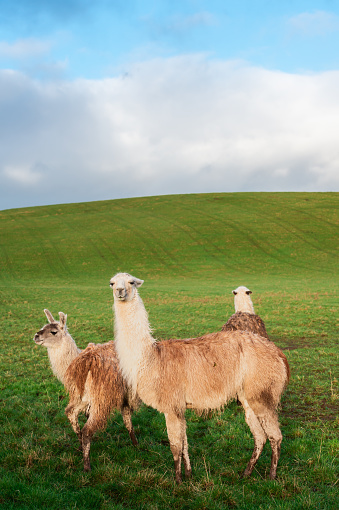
<box><xmin>34</xmin><ymin>309</ymin><xmax>138</xmax><ymax>471</ymax></box>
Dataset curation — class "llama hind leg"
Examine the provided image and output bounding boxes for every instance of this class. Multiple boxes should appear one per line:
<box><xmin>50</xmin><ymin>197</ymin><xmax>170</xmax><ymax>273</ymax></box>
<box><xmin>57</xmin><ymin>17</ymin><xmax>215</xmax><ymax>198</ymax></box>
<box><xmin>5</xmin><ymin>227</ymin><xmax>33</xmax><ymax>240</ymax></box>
<box><xmin>240</xmin><ymin>399</ymin><xmax>267</xmax><ymax>478</ymax></box>
<box><xmin>121</xmin><ymin>405</ymin><xmax>138</xmax><ymax>446</ymax></box>
<box><xmin>257</xmin><ymin>412</ymin><xmax>282</xmax><ymax>479</ymax></box>
<box><xmin>182</xmin><ymin>428</ymin><xmax>192</xmax><ymax>479</ymax></box>
<box><xmin>164</xmin><ymin>412</ymin><xmax>188</xmax><ymax>484</ymax></box>
<box><xmin>65</xmin><ymin>403</ymin><xmax>83</xmax><ymax>445</ymax></box>
<box><xmin>81</xmin><ymin>415</ymin><xmax>98</xmax><ymax>472</ymax></box>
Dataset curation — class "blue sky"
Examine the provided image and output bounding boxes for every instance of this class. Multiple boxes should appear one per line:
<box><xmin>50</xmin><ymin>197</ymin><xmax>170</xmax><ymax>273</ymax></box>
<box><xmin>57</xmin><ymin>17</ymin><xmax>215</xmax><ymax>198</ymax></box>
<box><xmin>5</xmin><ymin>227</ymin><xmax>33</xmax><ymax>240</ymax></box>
<box><xmin>1</xmin><ymin>1</ymin><xmax>339</xmax><ymax>209</ymax></box>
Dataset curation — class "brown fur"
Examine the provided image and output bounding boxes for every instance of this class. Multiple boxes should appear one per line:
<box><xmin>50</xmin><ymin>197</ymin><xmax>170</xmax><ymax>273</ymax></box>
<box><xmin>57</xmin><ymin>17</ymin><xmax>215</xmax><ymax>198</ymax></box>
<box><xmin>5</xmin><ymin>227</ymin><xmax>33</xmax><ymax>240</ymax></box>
<box><xmin>222</xmin><ymin>311</ymin><xmax>270</xmax><ymax>339</ymax></box>
<box><xmin>138</xmin><ymin>331</ymin><xmax>288</xmax><ymax>414</ymax></box>
<box><xmin>141</xmin><ymin>331</ymin><xmax>289</xmax><ymax>483</ymax></box>
<box><xmin>111</xmin><ymin>273</ymin><xmax>290</xmax><ymax>484</ymax></box>
<box><xmin>64</xmin><ymin>341</ymin><xmax>139</xmax><ymax>472</ymax></box>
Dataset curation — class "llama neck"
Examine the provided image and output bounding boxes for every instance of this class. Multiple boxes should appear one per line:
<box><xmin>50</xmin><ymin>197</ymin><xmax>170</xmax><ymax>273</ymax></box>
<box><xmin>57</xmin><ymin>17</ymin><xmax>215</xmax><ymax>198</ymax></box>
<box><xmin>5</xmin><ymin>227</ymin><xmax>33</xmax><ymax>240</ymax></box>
<box><xmin>235</xmin><ymin>297</ymin><xmax>255</xmax><ymax>315</ymax></box>
<box><xmin>47</xmin><ymin>332</ymin><xmax>81</xmax><ymax>384</ymax></box>
<box><xmin>114</xmin><ymin>292</ymin><xmax>154</xmax><ymax>392</ymax></box>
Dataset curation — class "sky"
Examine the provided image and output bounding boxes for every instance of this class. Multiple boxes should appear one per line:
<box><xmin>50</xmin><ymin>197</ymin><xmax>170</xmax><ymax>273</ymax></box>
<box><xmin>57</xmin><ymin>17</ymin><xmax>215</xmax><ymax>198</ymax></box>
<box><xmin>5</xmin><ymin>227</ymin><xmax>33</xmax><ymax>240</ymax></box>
<box><xmin>1</xmin><ymin>1</ymin><xmax>339</xmax><ymax>210</ymax></box>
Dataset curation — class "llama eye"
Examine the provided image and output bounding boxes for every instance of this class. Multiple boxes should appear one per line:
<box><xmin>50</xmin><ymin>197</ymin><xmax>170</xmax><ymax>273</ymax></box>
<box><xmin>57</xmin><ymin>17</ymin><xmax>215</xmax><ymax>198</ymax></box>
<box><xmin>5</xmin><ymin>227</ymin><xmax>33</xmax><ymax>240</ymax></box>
<box><xmin>129</xmin><ymin>281</ymin><xmax>135</xmax><ymax>285</ymax></box>
<box><xmin>51</xmin><ymin>331</ymin><xmax>57</xmax><ymax>335</ymax></box>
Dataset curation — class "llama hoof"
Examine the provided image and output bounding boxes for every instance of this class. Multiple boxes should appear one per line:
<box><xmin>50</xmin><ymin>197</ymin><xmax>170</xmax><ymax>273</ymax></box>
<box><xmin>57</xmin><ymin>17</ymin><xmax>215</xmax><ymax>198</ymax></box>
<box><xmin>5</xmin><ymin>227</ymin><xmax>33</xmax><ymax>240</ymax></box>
<box><xmin>130</xmin><ymin>434</ymin><xmax>138</xmax><ymax>447</ymax></box>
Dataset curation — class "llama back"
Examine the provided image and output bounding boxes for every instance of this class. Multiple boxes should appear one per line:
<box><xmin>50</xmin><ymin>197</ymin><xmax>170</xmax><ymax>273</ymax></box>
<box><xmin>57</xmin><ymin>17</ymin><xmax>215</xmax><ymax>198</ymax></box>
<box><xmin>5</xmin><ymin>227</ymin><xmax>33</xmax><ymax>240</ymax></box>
<box><xmin>137</xmin><ymin>330</ymin><xmax>288</xmax><ymax>413</ymax></box>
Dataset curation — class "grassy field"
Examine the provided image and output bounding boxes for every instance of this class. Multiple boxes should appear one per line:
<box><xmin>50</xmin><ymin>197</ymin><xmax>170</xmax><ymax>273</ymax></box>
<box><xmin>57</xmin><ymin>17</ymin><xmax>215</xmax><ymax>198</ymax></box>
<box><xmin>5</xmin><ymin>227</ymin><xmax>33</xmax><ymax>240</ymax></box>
<box><xmin>0</xmin><ymin>192</ymin><xmax>338</xmax><ymax>509</ymax></box>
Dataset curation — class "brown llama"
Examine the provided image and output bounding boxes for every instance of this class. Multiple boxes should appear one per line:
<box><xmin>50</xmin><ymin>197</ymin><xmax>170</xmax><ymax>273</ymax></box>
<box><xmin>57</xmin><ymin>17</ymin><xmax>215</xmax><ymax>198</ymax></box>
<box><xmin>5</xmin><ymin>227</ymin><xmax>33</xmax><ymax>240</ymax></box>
<box><xmin>110</xmin><ymin>273</ymin><xmax>290</xmax><ymax>484</ymax></box>
<box><xmin>222</xmin><ymin>286</ymin><xmax>269</xmax><ymax>339</ymax></box>
<box><xmin>34</xmin><ymin>309</ymin><xmax>138</xmax><ymax>472</ymax></box>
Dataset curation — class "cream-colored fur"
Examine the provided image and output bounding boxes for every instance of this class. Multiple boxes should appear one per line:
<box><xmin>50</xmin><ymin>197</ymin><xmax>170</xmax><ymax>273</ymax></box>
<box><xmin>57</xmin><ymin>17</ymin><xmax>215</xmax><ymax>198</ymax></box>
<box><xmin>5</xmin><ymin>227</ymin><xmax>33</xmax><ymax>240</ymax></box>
<box><xmin>110</xmin><ymin>273</ymin><xmax>290</xmax><ymax>484</ymax></box>
<box><xmin>112</xmin><ymin>274</ymin><xmax>153</xmax><ymax>395</ymax></box>
<box><xmin>233</xmin><ymin>286</ymin><xmax>255</xmax><ymax>314</ymax></box>
<box><xmin>34</xmin><ymin>310</ymin><xmax>80</xmax><ymax>384</ymax></box>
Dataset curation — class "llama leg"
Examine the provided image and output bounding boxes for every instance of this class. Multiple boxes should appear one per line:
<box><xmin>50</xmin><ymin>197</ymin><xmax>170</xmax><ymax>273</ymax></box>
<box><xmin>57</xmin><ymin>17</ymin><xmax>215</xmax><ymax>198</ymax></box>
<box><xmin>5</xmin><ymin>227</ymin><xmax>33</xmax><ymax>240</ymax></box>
<box><xmin>81</xmin><ymin>416</ymin><xmax>97</xmax><ymax>472</ymax></box>
<box><xmin>182</xmin><ymin>428</ymin><xmax>192</xmax><ymax>479</ymax></box>
<box><xmin>121</xmin><ymin>405</ymin><xmax>138</xmax><ymax>446</ymax></box>
<box><xmin>241</xmin><ymin>401</ymin><xmax>267</xmax><ymax>478</ymax></box>
<box><xmin>164</xmin><ymin>412</ymin><xmax>187</xmax><ymax>484</ymax></box>
<box><xmin>65</xmin><ymin>403</ymin><xmax>82</xmax><ymax>445</ymax></box>
<box><xmin>257</xmin><ymin>412</ymin><xmax>282</xmax><ymax>479</ymax></box>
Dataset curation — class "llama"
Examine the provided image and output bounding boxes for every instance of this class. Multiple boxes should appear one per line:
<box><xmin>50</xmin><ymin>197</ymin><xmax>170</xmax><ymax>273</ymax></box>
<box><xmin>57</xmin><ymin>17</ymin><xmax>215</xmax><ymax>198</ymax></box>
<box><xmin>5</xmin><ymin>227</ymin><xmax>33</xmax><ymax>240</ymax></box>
<box><xmin>233</xmin><ymin>286</ymin><xmax>255</xmax><ymax>314</ymax></box>
<box><xmin>110</xmin><ymin>273</ymin><xmax>290</xmax><ymax>484</ymax></box>
<box><xmin>222</xmin><ymin>286</ymin><xmax>269</xmax><ymax>339</ymax></box>
<box><xmin>34</xmin><ymin>309</ymin><xmax>138</xmax><ymax>471</ymax></box>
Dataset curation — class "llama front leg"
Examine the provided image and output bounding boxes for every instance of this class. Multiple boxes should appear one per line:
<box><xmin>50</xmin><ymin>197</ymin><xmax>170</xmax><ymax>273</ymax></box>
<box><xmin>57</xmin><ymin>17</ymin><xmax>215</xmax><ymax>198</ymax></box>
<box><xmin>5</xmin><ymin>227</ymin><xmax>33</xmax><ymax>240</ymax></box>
<box><xmin>164</xmin><ymin>412</ymin><xmax>188</xmax><ymax>484</ymax></box>
<box><xmin>121</xmin><ymin>405</ymin><xmax>138</xmax><ymax>446</ymax></box>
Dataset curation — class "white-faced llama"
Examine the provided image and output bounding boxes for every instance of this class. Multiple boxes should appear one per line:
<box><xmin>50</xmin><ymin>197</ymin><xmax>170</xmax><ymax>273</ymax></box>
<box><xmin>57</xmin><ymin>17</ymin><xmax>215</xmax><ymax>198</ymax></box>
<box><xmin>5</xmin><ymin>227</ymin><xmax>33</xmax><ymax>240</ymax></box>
<box><xmin>222</xmin><ymin>286</ymin><xmax>270</xmax><ymax>339</ymax></box>
<box><xmin>34</xmin><ymin>309</ymin><xmax>139</xmax><ymax>471</ymax></box>
<box><xmin>110</xmin><ymin>273</ymin><xmax>290</xmax><ymax>484</ymax></box>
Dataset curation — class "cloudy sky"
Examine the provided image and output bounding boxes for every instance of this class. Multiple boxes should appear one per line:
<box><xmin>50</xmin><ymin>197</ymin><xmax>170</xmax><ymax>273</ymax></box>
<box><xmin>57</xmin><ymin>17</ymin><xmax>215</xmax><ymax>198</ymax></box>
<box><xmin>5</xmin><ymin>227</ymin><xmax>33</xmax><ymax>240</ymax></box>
<box><xmin>1</xmin><ymin>1</ymin><xmax>339</xmax><ymax>210</ymax></box>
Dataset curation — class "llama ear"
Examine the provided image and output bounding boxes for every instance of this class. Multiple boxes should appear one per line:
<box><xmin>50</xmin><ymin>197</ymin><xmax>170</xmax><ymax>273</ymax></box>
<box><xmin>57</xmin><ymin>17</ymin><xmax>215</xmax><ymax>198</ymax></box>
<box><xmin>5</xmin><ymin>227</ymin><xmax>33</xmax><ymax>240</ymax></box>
<box><xmin>44</xmin><ymin>309</ymin><xmax>55</xmax><ymax>323</ymax></box>
<box><xmin>134</xmin><ymin>278</ymin><xmax>144</xmax><ymax>288</ymax></box>
<box><xmin>58</xmin><ymin>312</ymin><xmax>67</xmax><ymax>329</ymax></box>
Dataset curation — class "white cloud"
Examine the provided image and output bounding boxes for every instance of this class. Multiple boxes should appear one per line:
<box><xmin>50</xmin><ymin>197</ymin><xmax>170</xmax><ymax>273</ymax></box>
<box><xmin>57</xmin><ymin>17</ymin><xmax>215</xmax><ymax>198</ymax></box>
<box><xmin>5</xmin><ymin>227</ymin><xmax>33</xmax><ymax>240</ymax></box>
<box><xmin>3</xmin><ymin>165</ymin><xmax>43</xmax><ymax>185</ymax></box>
<box><xmin>288</xmin><ymin>10</ymin><xmax>339</xmax><ymax>36</ymax></box>
<box><xmin>0</xmin><ymin>56</ymin><xmax>339</xmax><ymax>209</ymax></box>
<box><xmin>0</xmin><ymin>38</ymin><xmax>51</xmax><ymax>58</ymax></box>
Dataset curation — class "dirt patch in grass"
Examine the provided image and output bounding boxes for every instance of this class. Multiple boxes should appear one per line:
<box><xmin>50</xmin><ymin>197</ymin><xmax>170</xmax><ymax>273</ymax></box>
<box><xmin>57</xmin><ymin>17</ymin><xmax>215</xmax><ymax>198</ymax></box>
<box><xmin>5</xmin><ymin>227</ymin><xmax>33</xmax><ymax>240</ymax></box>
<box><xmin>284</xmin><ymin>400</ymin><xmax>339</xmax><ymax>423</ymax></box>
<box><xmin>275</xmin><ymin>337</ymin><xmax>314</xmax><ymax>350</ymax></box>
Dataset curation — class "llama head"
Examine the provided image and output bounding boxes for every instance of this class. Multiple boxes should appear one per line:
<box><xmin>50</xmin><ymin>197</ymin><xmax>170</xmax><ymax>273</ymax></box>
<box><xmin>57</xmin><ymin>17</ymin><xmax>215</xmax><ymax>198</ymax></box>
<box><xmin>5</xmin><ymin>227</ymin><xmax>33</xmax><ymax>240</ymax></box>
<box><xmin>232</xmin><ymin>286</ymin><xmax>255</xmax><ymax>314</ymax></box>
<box><xmin>34</xmin><ymin>309</ymin><xmax>68</xmax><ymax>348</ymax></box>
<box><xmin>110</xmin><ymin>273</ymin><xmax>144</xmax><ymax>302</ymax></box>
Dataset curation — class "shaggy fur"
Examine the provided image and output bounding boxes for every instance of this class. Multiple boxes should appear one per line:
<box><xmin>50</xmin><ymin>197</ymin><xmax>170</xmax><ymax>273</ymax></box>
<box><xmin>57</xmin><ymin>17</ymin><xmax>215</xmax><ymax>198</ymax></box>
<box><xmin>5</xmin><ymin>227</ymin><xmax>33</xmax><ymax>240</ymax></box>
<box><xmin>222</xmin><ymin>311</ymin><xmax>269</xmax><ymax>339</ymax></box>
<box><xmin>110</xmin><ymin>273</ymin><xmax>290</xmax><ymax>484</ymax></box>
<box><xmin>34</xmin><ymin>309</ymin><xmax>138</xmax><ymax>472</ymax></box>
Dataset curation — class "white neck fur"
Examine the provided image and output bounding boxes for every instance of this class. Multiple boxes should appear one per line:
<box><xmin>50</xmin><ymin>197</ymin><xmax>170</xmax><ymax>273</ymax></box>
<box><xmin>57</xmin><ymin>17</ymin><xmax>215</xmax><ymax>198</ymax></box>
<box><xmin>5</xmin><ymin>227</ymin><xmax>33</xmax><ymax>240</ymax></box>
<box><xmin>234</xmin><ymin>294</ymin><xmax>255</xmax><ymax>314</ymax></box>
<box><xmin>47</xmin><ymin>333</ymin><xmax>81</xmax><ymax>384</ymax></box>
<box><xmin>114</xmin><ymin>291</ymin><xmax>154</xmax><ymax>393</ymax></box>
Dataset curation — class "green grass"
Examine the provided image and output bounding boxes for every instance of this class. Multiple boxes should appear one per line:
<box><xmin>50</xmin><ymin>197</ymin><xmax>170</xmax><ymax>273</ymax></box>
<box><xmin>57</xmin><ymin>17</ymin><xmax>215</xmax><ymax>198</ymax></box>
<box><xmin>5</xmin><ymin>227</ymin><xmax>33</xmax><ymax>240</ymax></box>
<box><xmin>0</xmin><ymin>192</ymin><xmax>338</xmax><ymax>509</ymax></box>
